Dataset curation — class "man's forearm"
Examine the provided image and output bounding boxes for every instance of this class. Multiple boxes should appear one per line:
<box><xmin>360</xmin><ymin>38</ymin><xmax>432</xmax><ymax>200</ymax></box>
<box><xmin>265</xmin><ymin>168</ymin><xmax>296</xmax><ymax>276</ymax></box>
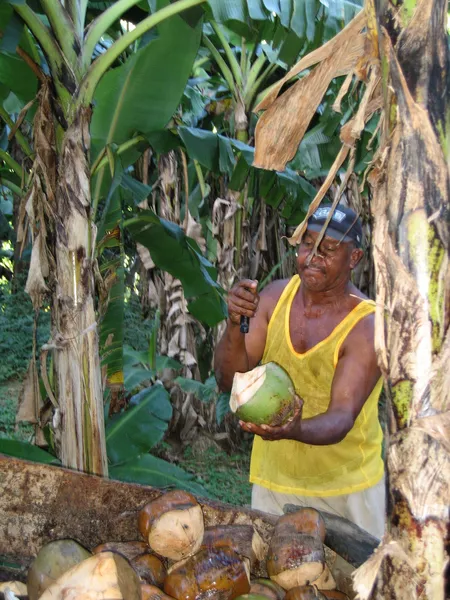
<box><xmin>214</xmin><ymin>320</ymin><xmax>250</xmax><ymax>391</ymax></box>
<box><xmin>290</xmin><ymin>410</ymin><xmax>354</xmax><ymax>445</ymax></box>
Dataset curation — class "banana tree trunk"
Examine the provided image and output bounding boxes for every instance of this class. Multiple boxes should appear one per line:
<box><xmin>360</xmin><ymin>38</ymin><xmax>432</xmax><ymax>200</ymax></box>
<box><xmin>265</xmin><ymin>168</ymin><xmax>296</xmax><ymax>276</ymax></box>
<box><xmin>364</xmin><ymin>0</ymin><xmax>450</xmax><ymax>597</ymax></box>
<box><xmin>53</xmin><ymin>108</ymin><xmax>107</xmax><ymax>475</ymax></box>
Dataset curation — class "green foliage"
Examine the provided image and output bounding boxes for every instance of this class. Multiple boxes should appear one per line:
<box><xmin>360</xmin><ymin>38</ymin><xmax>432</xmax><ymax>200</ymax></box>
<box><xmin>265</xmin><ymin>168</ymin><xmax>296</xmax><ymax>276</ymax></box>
<box><xmin>174</xmin><ymin>374</ymin><xmax>231</xmax><ymax>424</ymax></box>
<box><xmin>106</xmin><ymin>383</ymin><xmax>172</xmax><ymax>463</ymax></box>
<box><xmin>126</xmin><ymin>210</ymin><xmax>227</xmax><ymax>326</ymax></box>
<box><xmin>110</xmin><ymin>453</ymin><xmax>209</xmax><ymax>496</ymax></box>
<box><xmin>0</xmin><ymin>438</ymin><xmax>59</xmax><ymax>464</ymax></box>
<box><xmin>181</xmin><ymin>444</ymin><xmax>251</xmax><ymax>505</ymax></box>
<box><xmin>0</xmin><ymin>284</ymin><xmax>50</xmax><ymax>383</ymax></box>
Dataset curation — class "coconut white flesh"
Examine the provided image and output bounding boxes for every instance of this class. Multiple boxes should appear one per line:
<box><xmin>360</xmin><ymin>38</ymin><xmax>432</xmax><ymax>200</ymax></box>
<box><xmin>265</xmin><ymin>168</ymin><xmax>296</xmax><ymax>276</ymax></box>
<box><xmin>148</xmin><ymin>505</ymin><xmax>204</xmax><ymax>560</ymax></box>
<box><xmin>271</xmin><ymin>562</ymin><xmax>324</xmax><ymax>591</ymax></box>
<box><xmin>37</xmin><ymin>552</ymin><xmax>141</xmax><ymax>600</ymax></box>
<box><xmin>230</xmin><ymin>365</ymin><xmax>267</xmax><ymax>412</ymax></box>
<box><xmin>311</xmin><ymin>564</ymin><xmax>336</xmax><ymax>590</ymax></box>
<box><xmin>0</xmin><ymin>582</ymin><xmax>28</xmax><ymax>595</ymax></box>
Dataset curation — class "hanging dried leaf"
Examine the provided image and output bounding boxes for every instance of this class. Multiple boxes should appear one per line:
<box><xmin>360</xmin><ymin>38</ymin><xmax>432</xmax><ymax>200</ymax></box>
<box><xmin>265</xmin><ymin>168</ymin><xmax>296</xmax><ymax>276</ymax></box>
<box><xmin>16</xmin><ymin>358</ymin><xmax>42</xmax><ymax>424</ymax></box>
<box><xmin>25</xmin><ymin>233</ymin><xmax>49</xmax><ymax>308</ymax></box>
<box><xmin>254</xmin><ymin>10</ymin><xmax>367</xmax><ymax>112</ymax></box>
<box><xmin>253</xmin><ymin>31</ymin><xmax>366</xmax><ymax>171</ymax></box>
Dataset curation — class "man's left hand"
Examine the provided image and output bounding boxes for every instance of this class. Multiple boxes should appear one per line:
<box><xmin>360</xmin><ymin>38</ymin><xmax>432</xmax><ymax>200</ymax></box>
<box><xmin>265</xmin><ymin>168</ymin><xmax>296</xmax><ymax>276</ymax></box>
<box><xmin>239</xmin><ymin>394</ymin><xmax>304</xmax><ymax>441</ymax></box>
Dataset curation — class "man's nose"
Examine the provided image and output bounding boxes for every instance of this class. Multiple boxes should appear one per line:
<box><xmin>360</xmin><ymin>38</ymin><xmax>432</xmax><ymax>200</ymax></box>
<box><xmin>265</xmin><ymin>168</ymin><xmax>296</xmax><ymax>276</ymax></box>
<box><xmin>306</xmin><ymin>249</ymin><xmax>324</xmax><ymax>266</ymax></box>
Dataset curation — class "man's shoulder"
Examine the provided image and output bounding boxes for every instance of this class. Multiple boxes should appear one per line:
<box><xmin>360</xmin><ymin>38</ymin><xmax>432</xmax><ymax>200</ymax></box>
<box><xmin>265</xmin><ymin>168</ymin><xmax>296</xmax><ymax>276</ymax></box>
<box><xmin>260</xmin><ymin>277</ymin><xmax>292</xmax><ymax>302</ymax></box>
<box><xmin>259</xmin><ymin>278</ymin><xmax>294</xmax><ymax>322</ymax></box>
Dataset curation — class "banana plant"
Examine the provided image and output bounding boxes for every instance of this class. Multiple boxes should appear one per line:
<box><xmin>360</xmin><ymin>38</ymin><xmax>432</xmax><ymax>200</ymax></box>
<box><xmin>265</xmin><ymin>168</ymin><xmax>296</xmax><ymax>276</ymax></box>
<box><xmin>0</xmin><ymin>0</ymin><xmax>209</xmax><ymax>476</ymax></box>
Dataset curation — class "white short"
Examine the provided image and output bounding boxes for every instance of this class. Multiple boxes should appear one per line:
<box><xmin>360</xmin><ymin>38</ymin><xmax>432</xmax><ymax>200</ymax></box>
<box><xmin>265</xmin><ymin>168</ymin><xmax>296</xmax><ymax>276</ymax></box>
<box><xmin>251</xmin><ymin>477</ymin><xmax>386</xmax><ymax>539</ymax></box>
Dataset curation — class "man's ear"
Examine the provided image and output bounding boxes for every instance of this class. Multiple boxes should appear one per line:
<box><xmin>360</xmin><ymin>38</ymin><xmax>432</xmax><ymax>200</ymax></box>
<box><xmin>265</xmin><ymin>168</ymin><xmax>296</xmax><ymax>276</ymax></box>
<box><xmin>350</xmin><ymin>247</ymin><xmax>364</xmax><ymax>269</ymax></box>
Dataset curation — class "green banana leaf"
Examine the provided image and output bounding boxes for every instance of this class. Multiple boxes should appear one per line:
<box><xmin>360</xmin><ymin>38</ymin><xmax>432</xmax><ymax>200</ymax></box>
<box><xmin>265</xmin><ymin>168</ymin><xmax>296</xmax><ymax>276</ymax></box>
<box><xmin>216</xmin><ymin>392</ymin><xmax>231</xmax><ymax>424</ymax></box>
<box><xmin>174</xmin><ymin>375</ymin><xmax>217</xmax><ymax>403</ymax></box>
<box><xmin>90</xmin><ymin>0</ymin><xmax>203</xmax><ymax>201</ymax></box>
<box><xmin>106</xmin><ymin>383</ymin><xmax>172</xmax><ymax>464</ymax></box>
<box><xmin>125</xmin><ymin>210</ymin><xmax>227</xmax><ymax>327</ymax></box>
<box><xmin>178</xmin><ymin>126</ymin><xmax>316</xmax><ymax>219</ymax></box>
<box><xmin>0</xmin><ymin>439</ymin><xmax>60</xmax><ymax>464</ymax></box>
<box><xmin>110</xmin><ymin>453</ymin><xmax>210</xmax><ymax>497</ymax></box>
<box><xmin>98</xmin><ymin>162</ymin><xmax>126</xmax><ymax>391</ymax></box>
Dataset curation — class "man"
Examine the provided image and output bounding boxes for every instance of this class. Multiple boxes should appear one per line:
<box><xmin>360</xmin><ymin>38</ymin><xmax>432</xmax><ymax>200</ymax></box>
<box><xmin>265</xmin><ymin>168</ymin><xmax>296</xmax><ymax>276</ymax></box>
<box><xmin>214</xmin><ymin>204</ymin><xmax>385</xmax><ymax>539</ymax></box>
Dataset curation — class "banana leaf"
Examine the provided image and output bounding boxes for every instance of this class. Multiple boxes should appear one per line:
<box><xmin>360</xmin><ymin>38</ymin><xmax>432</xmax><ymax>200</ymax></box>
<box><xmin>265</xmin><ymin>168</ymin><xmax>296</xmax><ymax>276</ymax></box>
<box><xmin>110</xmin><ymin>453</ymin><xmax>210</xmax><ymax>497</ymax></box>
<box><xmin>90</xmin><ymin>0</ymin><xmax>203</xmax><ymax>201</ymax></box>
<box><xmin>106</xmin><ymin>383</ymin><xmax>172</xmax><ymax>464</ymax></box>
<box><xmin>125</xmin><ymin>210</ymin><xmax>227</xmax><ymax>327</ymax></box>
<box><xmin>0</xmin><ymin>439</ymin><xmax>60</xmax><ymax>464</ymax></box>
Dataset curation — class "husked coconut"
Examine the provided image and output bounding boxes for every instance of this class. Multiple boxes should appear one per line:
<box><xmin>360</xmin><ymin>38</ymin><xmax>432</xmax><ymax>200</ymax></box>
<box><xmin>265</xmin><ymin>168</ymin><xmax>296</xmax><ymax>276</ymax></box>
<box><xmin>131</xmin><ymin>553</ymin><xmax>166</xmax><ymax>587</ymax></box>
<box><xmin>230</xmin><ymin>363</ymin><xmax>295</xmax><ymax>426</ymax></box>
<box><xmin>320</xmin><ymin>591</ymin><xmax>349</xmax><ymax>599</ymax></box>
<box><xmin>164</xmin><ymin>548</ymin><xmax>250</xmax><ymax>600</ymax></box>
<box><xmin>310</xmin><ymin>565</ymin><xmax>336</xmax><ymax>591</ymax></box>
<box><xmin>234</xmin><ymin>595</ymin><xmax>276</xmax><ymax>600</ymax></box>
<box><xmin>138</xmin><ymin>490</ymin><xmax>204</xmax><ymax>561</ymax></box>
<box><xmin>277</xmin><ymin>509</ymin><xmax>326</xmax><ymax>542</ymax></box>
<box><xmin>27</xmin><ymin>539</ymin><xmax>91</xmax><ymax>600</ymax></box>
<box><xmin>267</xmin><ymin>515</ymin><xmax>325</xmax><ymax>590</ymax></box>
<box><xmin>141</xmin><ymin>584</ymin><xmax>176</xmax><ymax>600</ymax></box>
<box><xmin>201</xmin><ymin>525</ymin><xmax>268</xmax><ymax>572</ymax></box>
<box><xmin>249</xmin><ymin>578</ymin><xmax>285</xmax><ymax>600</ymax></box>
<box><xmin>37</xmin><ymin>551</ymin><xmax>140</xmax><ymax>600</ymax></box>
<box><xmin>285</xmin><ymin>586</ymin><xmax>327</xmax><ymax>600</ymax></box>
<box><xmin>93</xmin><ymin>541</ymin><xmax>148</xmax><ymax>562</ymax></box>
<box><xmin>0</xmin><ymin>581</ymin><xmax>28</xmax><ymax>596</ymax></box>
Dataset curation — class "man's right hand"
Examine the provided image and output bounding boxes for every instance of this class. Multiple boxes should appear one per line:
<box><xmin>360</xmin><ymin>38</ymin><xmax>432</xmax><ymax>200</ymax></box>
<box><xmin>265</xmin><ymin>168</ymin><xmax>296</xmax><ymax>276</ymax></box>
<box><xmin>227</xmin><ymin>279</ymin><xmax>259</xmax><ymax>326</ymax></box>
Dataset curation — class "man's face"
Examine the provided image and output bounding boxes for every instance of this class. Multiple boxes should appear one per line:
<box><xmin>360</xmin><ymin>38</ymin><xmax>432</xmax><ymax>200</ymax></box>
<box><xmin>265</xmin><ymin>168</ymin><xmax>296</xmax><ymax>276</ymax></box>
<box><xmin>296</xmin><ymin>228</ymin><xmax>363</xmax><ymax>292</ymax></box>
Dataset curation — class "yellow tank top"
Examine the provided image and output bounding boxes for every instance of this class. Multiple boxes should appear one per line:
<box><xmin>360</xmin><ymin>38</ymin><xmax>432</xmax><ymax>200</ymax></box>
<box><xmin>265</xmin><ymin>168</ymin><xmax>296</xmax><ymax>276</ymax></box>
<box><xmin>250</xmin><ymin>275</ymin><xmax>384</xmax><ymax>497</ymax></box>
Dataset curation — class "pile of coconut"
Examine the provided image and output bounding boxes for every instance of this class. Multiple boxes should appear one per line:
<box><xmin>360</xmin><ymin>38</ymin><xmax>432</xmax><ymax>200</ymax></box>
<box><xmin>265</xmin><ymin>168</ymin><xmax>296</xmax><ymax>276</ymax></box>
<box><xmin>0</xmin><ymin>363</ymin><xmax>349</xmax><ymax>600</ymax></box>
<box><xmin>0</xmin><ymin>490</ymin><xmax>349</xmax><ymax>600</ymax></box>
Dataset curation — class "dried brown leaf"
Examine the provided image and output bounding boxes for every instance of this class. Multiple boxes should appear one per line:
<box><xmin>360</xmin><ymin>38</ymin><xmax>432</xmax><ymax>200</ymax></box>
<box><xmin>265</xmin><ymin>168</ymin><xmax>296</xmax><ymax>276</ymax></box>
<box><xmin>286</xmin><ymin>145</ymin><xmax>350</xmax><ymax>246</ymax></box>
<box><xmin>352</xmin><ymin>538</ymin><xmax>416</xmax><ymax>600</ymax></box>
<box><xmin>253</xmin><ymin>32</ymin><xmax>366</xmax><ymax>171</ymax></box>
<box><xmin>25</xmin><ymin>233</ymin><xmax>49</xmax><ymax>308</ymax></box>
<box><xmin>332</xmin><ymin>71</ymin><xmax>354</xmax><ymax>113</ymax></box>
<box><xmin>254</xmin><ymin>10</ymin><xmax>367</xmax><ymax>112</ymax></box>
<box><xmin>16</xmin><ymin>358</ymin><xmax>42</xmax><ymax>424</ymax></box>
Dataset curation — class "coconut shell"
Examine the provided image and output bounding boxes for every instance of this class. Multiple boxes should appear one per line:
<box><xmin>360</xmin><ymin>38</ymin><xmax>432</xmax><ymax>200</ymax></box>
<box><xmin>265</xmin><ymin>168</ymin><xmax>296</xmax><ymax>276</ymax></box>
<box><xmin>164</xmin><ymin>548</ymin><xmax>250</xmax><ymax>600</ymax></box>
<box><xmin>141</xmin><ymin>584</ymin><xmax>176</xmax><ymax>600</ymax></box>
<box><xmin>92</xmin><ymin>541</ymin><xmax>149</xmax><ymax>562</ymax></box>
<box><xmin>250</xmin><ymin>579</ymin><xmax>285</xmax><ymax>600</ymax></box>
<box><xmin>138</xmin><ymin>490</ymin><xmax>204</xmax><ymax>561</ymax></box>
<box><xmin>27</xmin><ymin>539</ymin><xmax>91</xmax><ymax>600</ymax></box>
<box><xmin>285</xmin><ymin>586</ymin><xmax>327</xmax><ymax>600</ymax></box>
<box><xmin>276</xmin><ymin>510</ymin><xmax>326</xmax><ymax>542</ymax></box>
<box><xmin>267</xmin><ymin>533</ymin><xmax>324</xmax><ymax>590</ymax></box>
<box><xmin>132</xmin><ymin>553</ymin><xmax>167</xmax><ymax>587</ymax></box>
<box><xmin>37</xmin><ymin>551</ymin><xmax>141</xmax><ymax>600</ymax></box>
<box><xmin>201</xmin><ymin>525</ymin><xmax>268</xmax><ymax>569</ymax></box>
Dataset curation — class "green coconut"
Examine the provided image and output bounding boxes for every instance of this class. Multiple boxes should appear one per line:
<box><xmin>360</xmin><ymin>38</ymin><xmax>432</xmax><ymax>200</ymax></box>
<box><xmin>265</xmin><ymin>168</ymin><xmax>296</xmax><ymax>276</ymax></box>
<box><xmin>230</xmin><ymin>362</ymin><xmax>296</xmax><ymax>426</ymax></box>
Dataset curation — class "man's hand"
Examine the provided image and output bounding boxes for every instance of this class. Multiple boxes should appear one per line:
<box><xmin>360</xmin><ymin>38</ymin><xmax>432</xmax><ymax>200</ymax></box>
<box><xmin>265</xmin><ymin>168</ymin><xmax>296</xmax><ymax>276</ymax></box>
<box><xmin>227</xmin><ymin>279</ymin><xmax>259</xmax><ymax>326</ymax></box>
<box><xmin>239</xmin><ymin>395</ymin><xmax>304</xmax><ymax>441</ymax></box>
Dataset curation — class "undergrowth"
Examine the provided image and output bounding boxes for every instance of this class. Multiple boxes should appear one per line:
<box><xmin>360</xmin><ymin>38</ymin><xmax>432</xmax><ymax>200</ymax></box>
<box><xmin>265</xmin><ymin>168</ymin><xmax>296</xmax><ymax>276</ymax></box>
<box><xmin>180</xmin><ymin>444</ymin><xmax>252</xmax><ymax>507</ymax></box>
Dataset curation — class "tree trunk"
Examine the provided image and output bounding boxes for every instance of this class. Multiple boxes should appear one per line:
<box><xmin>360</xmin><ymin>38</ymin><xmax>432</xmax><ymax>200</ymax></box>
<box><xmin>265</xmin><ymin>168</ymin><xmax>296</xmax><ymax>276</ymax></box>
<box><xmin>363</xmin><ymin>0</ymin><xmax>450</xmax><ymax>597</ymax></box>
<box><xmin>53</xmin><ymin>108</ymin><xmax>108</xmax><ymax>475</ymax></box>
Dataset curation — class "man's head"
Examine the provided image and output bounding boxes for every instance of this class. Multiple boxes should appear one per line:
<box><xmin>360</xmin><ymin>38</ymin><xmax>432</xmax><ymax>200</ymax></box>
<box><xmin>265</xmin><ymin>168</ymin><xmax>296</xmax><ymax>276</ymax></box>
<box><xmin>296</xmin><ymin>204</ymin><xmax>364</xmax><ymax>292</ymax></box>
<box><xmin>306</xmin><ymin>204</ymin><xmax>363</xmax><ymax>248</ymax></box>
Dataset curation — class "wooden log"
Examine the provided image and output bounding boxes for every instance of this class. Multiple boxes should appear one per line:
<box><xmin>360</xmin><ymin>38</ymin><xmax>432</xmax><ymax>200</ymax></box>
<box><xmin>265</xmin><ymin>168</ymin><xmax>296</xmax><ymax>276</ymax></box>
<box><xmin>0</xmin><ymin>456</ymin><xmax>276</xmax><ymax>580</ymax></box>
